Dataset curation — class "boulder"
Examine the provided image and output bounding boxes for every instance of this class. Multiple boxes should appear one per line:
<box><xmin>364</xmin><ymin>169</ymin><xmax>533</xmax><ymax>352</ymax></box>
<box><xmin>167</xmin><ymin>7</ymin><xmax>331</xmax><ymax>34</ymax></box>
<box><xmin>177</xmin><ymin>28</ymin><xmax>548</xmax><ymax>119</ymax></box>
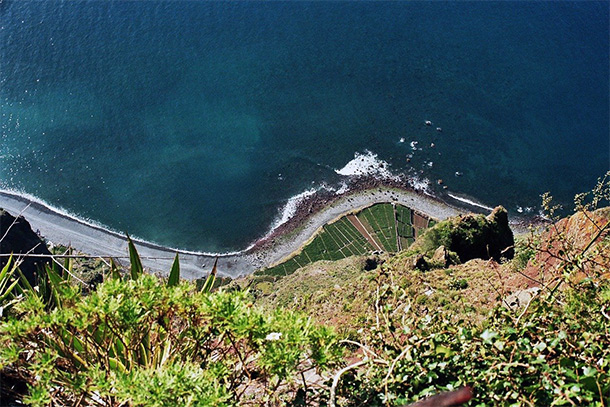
<box><xmin>504</xmin><ymin>287</ymin><xmax>541</xmax><ymax>309</ymax></box>
<box><xmin>0</xmin><ymin>209</ymin><xmax>51</xmax><ymax>285</ymax></box>
<box><xmin>363</xmin><ymin>256</ymin><xmax>380</xmax><ymax>271</ymax></box>
<box><xmin>485</xmin><ymin>206</ymin><xmax>515</xmax><ymax>260</ymax></box>
<box><xmin>431</xmin><ymin>245</ymin><xmax>460</xmax><ymax>268</ymax></box>
<box><xmin>449</xmin><ymin>207</ymin><xmax>514</xmax><ymax>262</ymax></box>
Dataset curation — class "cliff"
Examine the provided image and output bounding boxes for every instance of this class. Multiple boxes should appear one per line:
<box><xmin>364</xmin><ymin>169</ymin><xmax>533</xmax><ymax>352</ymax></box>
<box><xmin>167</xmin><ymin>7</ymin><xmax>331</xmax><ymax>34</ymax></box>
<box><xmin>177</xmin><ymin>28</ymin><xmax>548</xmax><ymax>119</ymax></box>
<box><xmin>0</xmin><ymin>208</ymin><xmax>51</xmax><ymax>285</ymax></box>
<box><xmin>410</xmin><ymin>205</ymin><xmax>514</xmax><ymax>263</ymax></box>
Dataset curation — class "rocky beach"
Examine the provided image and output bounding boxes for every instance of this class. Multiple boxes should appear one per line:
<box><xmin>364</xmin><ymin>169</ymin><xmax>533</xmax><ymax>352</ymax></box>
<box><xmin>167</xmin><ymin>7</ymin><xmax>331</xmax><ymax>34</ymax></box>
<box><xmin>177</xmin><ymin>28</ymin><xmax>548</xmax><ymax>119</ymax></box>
<box><xmin>0</xmin><ymin>175</ymin><xmax>472</xmax><ymax>279</ymax></box>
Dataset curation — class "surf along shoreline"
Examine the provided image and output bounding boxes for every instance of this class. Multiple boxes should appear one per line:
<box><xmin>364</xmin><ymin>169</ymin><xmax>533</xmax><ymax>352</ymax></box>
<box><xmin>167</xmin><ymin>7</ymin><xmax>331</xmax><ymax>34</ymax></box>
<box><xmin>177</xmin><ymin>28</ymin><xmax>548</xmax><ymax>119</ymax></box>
<box><xmin>0</xmin><ymin>175</ymin><xmax>529</xmax><ymax>280</ymax></box>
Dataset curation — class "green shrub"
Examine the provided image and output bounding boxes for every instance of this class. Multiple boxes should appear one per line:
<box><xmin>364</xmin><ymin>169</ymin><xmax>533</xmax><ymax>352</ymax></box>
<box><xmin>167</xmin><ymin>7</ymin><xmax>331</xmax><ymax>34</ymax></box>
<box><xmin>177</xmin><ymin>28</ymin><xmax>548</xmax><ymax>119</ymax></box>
<box><xmin>0</xmin><ymin>242</ymin><xmax>341</xmax><ymax>406</ymax></box>
<box><xmin>334</xmin><ymin>277</ymin><xmax>609</xmax><ymax>406</ymax></box>
<box><xmin>513</xmin><ymin>234</ymin><xmax>539</xmax><ymax>271</ymax></box>
<box><xmin>448</xmin><ymin>277</ymin><xmax>468</xmax><ymax>290</ymax></box>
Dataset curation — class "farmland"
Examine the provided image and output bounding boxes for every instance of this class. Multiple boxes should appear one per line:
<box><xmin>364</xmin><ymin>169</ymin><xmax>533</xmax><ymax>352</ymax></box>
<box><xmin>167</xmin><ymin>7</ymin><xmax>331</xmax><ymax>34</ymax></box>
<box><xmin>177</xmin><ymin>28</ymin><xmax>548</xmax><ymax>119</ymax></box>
<box><xmin>260</xmin><ymin>203</ymin><xmax>433</xmax><ymax>277</ymax></box>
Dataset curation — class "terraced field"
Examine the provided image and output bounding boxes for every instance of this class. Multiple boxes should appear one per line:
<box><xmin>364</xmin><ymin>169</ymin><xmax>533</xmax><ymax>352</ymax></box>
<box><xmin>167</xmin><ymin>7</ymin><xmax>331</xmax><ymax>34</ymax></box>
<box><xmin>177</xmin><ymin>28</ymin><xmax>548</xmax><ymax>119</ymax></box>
<box><xmin>260</xmin><ymin>203</ymin><xmax>433</xmax><ymax>277</ymax></box>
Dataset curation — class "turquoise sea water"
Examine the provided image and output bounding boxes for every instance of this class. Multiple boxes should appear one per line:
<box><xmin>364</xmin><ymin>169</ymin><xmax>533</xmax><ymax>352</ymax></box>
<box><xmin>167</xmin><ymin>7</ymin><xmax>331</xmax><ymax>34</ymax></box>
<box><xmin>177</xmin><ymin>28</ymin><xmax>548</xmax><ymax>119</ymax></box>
<box><xmin>1</xmin><ymin>1</ymin><xmax>608</xmax><ymax>252</ymax></box>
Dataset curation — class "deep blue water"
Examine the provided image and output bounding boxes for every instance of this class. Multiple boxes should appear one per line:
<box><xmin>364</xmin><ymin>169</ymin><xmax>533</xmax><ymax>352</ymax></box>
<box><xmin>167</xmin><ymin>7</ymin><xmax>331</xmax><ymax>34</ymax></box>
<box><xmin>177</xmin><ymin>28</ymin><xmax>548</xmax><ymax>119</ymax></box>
<box><xmin>1</xmin><ymin>1</ymin><xmax>608</xmax><ymax>252</ymax></box>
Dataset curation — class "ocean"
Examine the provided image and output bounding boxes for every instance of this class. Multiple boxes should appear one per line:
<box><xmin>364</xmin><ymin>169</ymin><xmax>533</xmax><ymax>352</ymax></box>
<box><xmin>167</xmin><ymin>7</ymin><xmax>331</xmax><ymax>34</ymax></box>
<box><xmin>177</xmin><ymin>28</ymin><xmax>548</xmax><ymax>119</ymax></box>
<box><xmin>1</xmin><ymin>0</ymin><xmax>608</xmax><ymax>253</ymax></box>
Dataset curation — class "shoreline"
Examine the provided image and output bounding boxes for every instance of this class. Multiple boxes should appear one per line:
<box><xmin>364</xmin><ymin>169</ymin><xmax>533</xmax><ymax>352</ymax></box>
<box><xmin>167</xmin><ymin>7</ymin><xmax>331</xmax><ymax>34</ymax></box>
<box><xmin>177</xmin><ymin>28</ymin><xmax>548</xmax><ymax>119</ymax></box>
<box><xmin>0</xmin><ymin>179</ymin><xmax>534</xmax><ymax>280</ymax></box>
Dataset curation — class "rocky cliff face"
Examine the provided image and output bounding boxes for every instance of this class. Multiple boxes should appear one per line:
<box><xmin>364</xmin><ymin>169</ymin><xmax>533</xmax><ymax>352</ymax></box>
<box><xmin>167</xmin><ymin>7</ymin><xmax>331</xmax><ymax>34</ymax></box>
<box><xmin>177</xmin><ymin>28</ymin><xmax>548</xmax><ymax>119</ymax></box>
<box><xmin>0</xmin><ymin>209</ymin><xmax>51</xmax><ymax>285</ymax></box>
<box><xmin>413</xmin><ymin>206</ymin><xmax>515</xmax><ymax>263</ymax></box>
<box><xmin>523</xmin><ymin>207</ymin><xmax>610</xmax><ymax>286</ymax></box>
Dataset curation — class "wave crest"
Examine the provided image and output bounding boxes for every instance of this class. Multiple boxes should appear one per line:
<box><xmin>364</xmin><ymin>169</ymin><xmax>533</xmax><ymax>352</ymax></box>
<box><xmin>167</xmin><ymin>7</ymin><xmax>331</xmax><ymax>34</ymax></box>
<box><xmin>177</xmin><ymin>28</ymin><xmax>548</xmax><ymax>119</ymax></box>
<box><xmin>335</xmin><ymin>151</ymin><xmax>398</xmax><ymax>179</ymax></box>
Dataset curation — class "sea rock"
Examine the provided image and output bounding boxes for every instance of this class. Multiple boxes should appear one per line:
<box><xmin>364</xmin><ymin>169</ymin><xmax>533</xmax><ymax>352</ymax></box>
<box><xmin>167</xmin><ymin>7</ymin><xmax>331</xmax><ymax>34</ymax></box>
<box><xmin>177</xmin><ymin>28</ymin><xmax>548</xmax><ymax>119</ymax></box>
<box><xmin>0</xmin><ymin>209</ymin><xmax>52</xmax><ymax>285</ymax></box>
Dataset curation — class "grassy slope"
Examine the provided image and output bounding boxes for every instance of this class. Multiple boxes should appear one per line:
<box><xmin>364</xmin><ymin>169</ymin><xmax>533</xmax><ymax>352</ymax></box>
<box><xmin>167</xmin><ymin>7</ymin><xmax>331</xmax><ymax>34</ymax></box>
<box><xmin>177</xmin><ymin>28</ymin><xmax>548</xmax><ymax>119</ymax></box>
<box><xmin>247</xmin><ymin>207</ymin><xmax>610</xmax><ymax>334</ymax></box>
<box><xmin>241</xmin><ymin>253</ymin><xmax>530</xmax><ymax>336</ymax></box>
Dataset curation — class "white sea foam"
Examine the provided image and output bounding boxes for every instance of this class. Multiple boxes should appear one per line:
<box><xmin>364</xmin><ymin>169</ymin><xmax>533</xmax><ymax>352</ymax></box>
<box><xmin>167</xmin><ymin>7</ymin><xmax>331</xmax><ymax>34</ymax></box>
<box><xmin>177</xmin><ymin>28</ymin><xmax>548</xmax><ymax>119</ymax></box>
<box><xmin>447</xmin><ymin>192</ymin><xmax>494</xmax><ymax>211</ymax></box>
<box><xmin>262</xmin><ymin>151</ymin><xmax>399</xmax><ymax>241</ymax></box>
<box><xmin>335</xmin><ymin>150</ymin><xmax>397</xmax><ymax>180</ymax></box>
<box><xmin>335</xmin><ymin>182</ymin><xmax>350</xmax><ymax>195</ymax></box>
<box><xmin>409</xmin><ymin>176</ymin><xmax>431</xmax><ymax>194</ymax></box>
<box><xmin>0</xmin><ymin>187</ymin><xmax>115</xmax><ymax>233</ymax></box>
<box><xmin>517</xmin><ymin>206</ymin><xmax>536</xmax><ymax>215</ymax></box>
<box><xmin>266</xmin><ymin>187</ymin><xmax>318</xmax><ymax>233</ymax></box>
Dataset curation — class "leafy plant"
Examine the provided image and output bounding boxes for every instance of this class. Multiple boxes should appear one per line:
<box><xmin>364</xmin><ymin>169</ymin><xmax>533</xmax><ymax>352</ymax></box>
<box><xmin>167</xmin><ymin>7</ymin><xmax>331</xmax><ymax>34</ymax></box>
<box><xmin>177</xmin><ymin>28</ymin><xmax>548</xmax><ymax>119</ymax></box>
<box><xmin>0</xmin><ymin>255</ymin><xmax>20</xmax><ymax>317</ymax></box>
<box><xmin>0</xmin><ymin>240</ymin><xmax>341</xmax><ymax>406</ymax></box>
<box><xmin>448</xmin><ymin>277</ymin><xmax>468</xmax><ymax>290</ymax></box>
<box><xmin>331</xmin><ymin>269</ymin><xmax>609</xmax><ymax>406</ymax></box>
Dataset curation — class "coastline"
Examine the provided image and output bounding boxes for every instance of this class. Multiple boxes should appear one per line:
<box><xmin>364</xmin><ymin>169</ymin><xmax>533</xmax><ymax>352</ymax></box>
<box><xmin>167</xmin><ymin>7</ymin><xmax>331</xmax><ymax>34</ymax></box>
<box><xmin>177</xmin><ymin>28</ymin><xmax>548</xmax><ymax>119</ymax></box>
<box><xmin>0</xmin><ymin>179</ymin><xmax>529</xmax><ymax>280</ymax></box>
<box><xmin>246</xmin><ymin>176</ymin><xmax>464</xmax><ymax>268</ymax></box>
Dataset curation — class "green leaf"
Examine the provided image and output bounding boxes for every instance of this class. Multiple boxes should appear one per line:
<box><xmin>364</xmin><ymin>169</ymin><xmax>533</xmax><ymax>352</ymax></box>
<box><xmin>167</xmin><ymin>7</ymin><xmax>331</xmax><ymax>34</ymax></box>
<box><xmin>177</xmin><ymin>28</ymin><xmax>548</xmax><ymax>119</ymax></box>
<box><xmin>534</xmin><ymin>341</ymin><xmax>547</xmax><ymax>352</ymax></box>
<box><xmin>45</xmin><ymin>265</ymin><xmax>65</xmax><ymax>309</ymax></box>
<box><xmin>0</xmin><ymin>278</ymin><xmax>19</xmax><ymax>305</ymax></box>
<box><xmin>14</xmin><ymin>266</ymin><xmax>36</xmax><ymax>298</ymax></box>
<box><xmin>108</xmin><ymin>357</ymin><xmax>127</xmax><ymax>374</ymax></box>
<box><xmin>435</xmin><ymin>345</ymin><xmax>453</xmax><ymax>358</ymax></box>
<box><xmin>480</xmin><ymin>329</ymin><xmax>498</xmax><ymax>344</ymax></box>
<box><xmin>167</xmin><ymin>253</ymin><xmax>180</xmax><ymax>287</ymax></box>
<box><xmin>200</xmin><ymin>257</ymin><xmax>218</xmax><ymax>293</ymax></box>
<box><xmin>0</xmin><ymin>254</ymin><xmax>14</xmax><ymax>286</ymax></box>
<box><xmin>0</xmin><ymin>255</ymin><xmax>19</xmax><ymax>306</ymax></box>
<box><xmin>110</xmin><ymin>258</ymin><xmax>122</xmax><ymax>280</ymax></box>
<box><xmin>127</xmin><ymin>235</ymin><xmax>143</xmax><ymax>280</ymax></box>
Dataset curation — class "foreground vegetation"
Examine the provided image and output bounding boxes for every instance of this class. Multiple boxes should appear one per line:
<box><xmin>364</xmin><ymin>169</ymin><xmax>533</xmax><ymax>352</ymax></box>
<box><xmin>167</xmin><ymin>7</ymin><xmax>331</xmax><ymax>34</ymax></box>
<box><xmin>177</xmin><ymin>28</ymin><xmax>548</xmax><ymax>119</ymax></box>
<box><xmin>1</xmin><ymin>173</ymin><xmax>609</xmax><ymax>406</ymax></box>
<box><xmin>0</xmin><ymin>243</ymin><xmax>341</xmax><ymax>406</ymax></box>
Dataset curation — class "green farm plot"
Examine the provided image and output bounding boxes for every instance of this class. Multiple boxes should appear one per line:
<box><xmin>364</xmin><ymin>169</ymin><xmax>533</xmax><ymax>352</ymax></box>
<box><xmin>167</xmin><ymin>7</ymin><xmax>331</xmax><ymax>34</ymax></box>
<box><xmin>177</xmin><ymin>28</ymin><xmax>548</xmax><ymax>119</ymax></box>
<box><xmin>262</xmin><ymin>217</ymin><xmax>374</xmax><ymax>276</ymax></box>
<box><xmin>258</xmin><ymin>202</ymin><xmax>431</xmax><ymax>278</ymax></box>
<box><xmin>357</xmin><ymin>204</ymin><xmax>398</xmax><ymax>252</ymax></box>
<box><xmin>395</xmin><ymin>205</ymin><xmax>412</xmax><ymax>236</ymax></box>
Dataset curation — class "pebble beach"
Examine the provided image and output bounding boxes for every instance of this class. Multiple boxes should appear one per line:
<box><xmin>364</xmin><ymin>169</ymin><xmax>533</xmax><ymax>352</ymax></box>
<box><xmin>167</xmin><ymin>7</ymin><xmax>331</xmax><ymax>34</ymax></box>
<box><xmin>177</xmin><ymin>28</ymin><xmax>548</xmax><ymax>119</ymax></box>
<box><xmin>1</xmin><ymin>178</ymin><xmax>466</xmax><ymax>280</ymax></box>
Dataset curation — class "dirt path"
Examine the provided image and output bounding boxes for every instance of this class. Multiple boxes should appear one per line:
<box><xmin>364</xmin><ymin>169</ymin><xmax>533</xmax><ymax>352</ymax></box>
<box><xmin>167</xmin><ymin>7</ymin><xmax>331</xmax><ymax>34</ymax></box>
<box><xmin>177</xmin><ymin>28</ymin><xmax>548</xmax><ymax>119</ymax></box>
<box><xmin>393</xmin><ymin>204</ymin><xmax>402</xmax><ymax>252</ymax></box>
<box><xmin>346</xmin><ymin>214</ymin><xmax>383</xmax><ymax>252</ymax></box>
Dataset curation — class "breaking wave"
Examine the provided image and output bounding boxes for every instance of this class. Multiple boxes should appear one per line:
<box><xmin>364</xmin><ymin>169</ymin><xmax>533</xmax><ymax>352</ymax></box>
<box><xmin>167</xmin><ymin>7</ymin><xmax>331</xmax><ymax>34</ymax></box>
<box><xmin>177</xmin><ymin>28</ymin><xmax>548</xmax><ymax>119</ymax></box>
<box><xmin>335</xmin><ymin>150</ymin><xmax>399</xmax><ymax>180</ymax></box>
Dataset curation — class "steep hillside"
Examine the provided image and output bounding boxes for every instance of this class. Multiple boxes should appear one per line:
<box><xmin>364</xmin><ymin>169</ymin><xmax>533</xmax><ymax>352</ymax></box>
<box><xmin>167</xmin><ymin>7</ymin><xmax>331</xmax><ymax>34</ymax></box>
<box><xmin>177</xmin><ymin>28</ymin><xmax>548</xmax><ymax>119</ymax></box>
<box><xmin>2</xmin><ymin>196</ymin><xmax>609</xmax><ymax>406</ymax></box>
<box><xmin>243</xmin><ymin>205</ymin><xmax>610</xmax><ymax>405</ymax></box>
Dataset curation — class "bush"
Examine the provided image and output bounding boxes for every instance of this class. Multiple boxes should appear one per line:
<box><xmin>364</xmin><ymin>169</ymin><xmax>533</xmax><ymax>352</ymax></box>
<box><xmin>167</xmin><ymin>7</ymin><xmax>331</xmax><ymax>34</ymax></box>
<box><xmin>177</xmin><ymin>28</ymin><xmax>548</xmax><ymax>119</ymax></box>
<box><xmin>332</xmin><ymin>175</ymin><xmax>610</xmax><ymax>406</ymax></box>
<box><xmin>334</xmin><ymin>273</ymin><xmax>609</xmax><ymax>406</ymax></box>
<box><xmin>0</xmin><ymin>242</ymin><xmax>341</xmax><ymax>406</ymax></box>
<box><xmin>448</xmin><ymin>278</ymin><xmax>468</xmax><ymax>290</ymax></box>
